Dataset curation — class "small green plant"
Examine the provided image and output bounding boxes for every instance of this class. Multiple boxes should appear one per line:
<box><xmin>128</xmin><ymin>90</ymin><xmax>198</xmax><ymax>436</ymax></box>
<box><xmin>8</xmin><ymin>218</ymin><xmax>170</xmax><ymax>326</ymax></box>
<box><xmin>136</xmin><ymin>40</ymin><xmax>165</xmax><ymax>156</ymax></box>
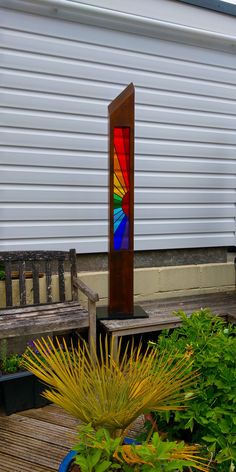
<box><xmin>149</xmin><ymin>309</ymin><xmax>236</xmax><ymax>472</ymax></box>
<box><xmin>0</xmin><ymin>339</ymin><xmax>22</xmax><ymax>375</ymax></box>
<box><xmin>0</xmin><ymin>263</ymin><xmax>5</xmax><ymax>280</ymax></box>
<box><xmin>0</xmin><ymin>354</ymin><xmax>21</xmax><ymax>374</ymax></box>
<box><xmin>0</xmin><ymin>339</ymin><xmax>55</xmax><ymax>375</ymax></box>
<box><xmin>0</xmin><ymin>339</ymin><xmax>22</xmax><ymax>374</ymax></box>
<box><xmin>0</xmin><ymin>339</ymin><xmax>23</xmax><ymax>375</ymax></box>
<box><xmin>74</xmin><ymin>424</ymin><xmax>122</xmax><ymax>472</ymax></box>
<box><xmin>73</xmin><ymin>424</ymin><xmax>209</xmax><ymax>472</ymax></box>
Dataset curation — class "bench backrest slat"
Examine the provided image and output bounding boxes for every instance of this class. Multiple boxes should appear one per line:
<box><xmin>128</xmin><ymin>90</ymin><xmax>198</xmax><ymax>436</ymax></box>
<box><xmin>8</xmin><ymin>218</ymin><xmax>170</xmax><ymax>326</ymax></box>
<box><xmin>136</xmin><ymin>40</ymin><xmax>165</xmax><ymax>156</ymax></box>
<box><xmin>45</xmin><ymin>260</ymin><xmax>52</xmax><ymax>304</ymax></box>
<box><xmin>5</xmin><ymin>262</ymin><xmax>13</xmax><ymax>307</ymax></box>
<box><xmin>58</xmin><ymin>258</ymin><xmax>66</xmax><ymax>302</ymax></box>
<box><xmin>19</xmin><ymin>261</ymin><xmax>26</xmax><ymax>306</ymax></box>
<box><xmin>32</xmin><ymin>262</ymin><xmax>40</xmax><ymax>304</ymax></box>
<box><xmin>0</xmin><ymin>250</ymin><xmax>78</xmax><ymax>308</ymax></box>
<box><xmin>70</xmin><ymin>249</ymin><xmax>78</xmax><ymax>302</ymax></box>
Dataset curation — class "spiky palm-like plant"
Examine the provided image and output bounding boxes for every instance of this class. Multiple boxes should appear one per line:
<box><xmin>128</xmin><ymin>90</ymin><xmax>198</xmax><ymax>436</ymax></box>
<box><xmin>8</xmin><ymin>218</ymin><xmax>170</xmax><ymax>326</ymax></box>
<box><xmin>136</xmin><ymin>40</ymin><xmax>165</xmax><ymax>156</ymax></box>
<box><xmin>22</xmin><ymin>336</ymin><xmax>196</xmax><ymax>437</ymax></box>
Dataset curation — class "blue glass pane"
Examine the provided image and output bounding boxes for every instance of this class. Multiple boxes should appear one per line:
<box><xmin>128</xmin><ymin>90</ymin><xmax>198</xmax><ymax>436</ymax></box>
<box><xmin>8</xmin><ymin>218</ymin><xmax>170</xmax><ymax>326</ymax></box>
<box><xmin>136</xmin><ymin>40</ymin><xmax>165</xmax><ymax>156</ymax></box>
<box><xmin>114</xmin><ymin>211</ymin><xmax>125</xmax><ymax>233</ymax></box>
<box><xmin>114</xmin><ymin>215</ymin><xmax>127</xmax><ymax>250</ymax></box>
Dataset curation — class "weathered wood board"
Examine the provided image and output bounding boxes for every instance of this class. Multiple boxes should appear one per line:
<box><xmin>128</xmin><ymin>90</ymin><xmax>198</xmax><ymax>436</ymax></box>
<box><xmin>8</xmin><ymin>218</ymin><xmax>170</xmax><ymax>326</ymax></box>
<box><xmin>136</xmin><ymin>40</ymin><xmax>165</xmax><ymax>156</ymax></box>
<box><xmin>100</xmin><ymin>292</ymin><xmax>236</xmax><ymax>337</ymax></box>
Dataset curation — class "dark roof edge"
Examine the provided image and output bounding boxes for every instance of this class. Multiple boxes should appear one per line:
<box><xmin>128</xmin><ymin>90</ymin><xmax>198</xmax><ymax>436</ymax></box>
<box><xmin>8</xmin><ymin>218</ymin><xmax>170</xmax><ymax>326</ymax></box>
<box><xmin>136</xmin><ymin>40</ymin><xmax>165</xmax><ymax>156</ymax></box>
<box><xmin>179</xmin><ymin>0</ymin><xmax>236</xmax><ymax>17</ymax></box>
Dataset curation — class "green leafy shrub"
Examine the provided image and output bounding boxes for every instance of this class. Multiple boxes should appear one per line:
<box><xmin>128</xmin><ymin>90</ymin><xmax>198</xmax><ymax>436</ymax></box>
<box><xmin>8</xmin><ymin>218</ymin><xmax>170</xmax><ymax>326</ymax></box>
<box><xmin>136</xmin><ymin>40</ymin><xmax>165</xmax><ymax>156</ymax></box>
<box><xmin>149</xmin><ymin>309</ymin><xmax>236</xmax><ymax>471</ymax></box>
<box><xmin>0</xmin><ymin>353</ymin><xmax>22</xmax><ymax>374</ymax></box>
<box><xmin>0</xmin><ymin>339</ymin><xmax>61</xmax><ymax>375</ymax></box>
<box><xmin>73</xmin><ymin>423</ymin><xmax>209</xmax><ymax>472</ymax></box>
<box><xmin>0</xmin><ymin>263</ymin><xmax>5</xmax><ymax>280</ymax></box>
<box><xmin>0</xmin><ymin>339</ymin><xmax>23</xmax><ymax>375</ymax></box>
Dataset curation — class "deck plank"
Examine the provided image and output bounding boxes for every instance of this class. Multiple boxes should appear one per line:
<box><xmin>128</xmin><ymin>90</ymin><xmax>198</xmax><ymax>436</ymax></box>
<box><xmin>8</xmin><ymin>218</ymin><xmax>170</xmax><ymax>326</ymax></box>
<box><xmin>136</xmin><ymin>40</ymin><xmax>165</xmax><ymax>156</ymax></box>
<box><xmin>0</xmin><ymin>414</ymin><xmax>76</xmax><ymax>447</ymax></box>
<box><xmin>17</xmin><ymin>407</ymin><xmax>79</xmax><ymax>429</ymax></box>
<box><xmin>0</xmin><ymin>429</ymin><xmax>68</xmax><ymax>469</ymax></box>
<box><xmin>0</xmin><ymin>405</ymin><xmax>77</xmax><ymax>471</ymax></box>
<box><xmin>0</xmin><ymin>452</ymin><xmax>55</xmax><ymax>472</ymax></box>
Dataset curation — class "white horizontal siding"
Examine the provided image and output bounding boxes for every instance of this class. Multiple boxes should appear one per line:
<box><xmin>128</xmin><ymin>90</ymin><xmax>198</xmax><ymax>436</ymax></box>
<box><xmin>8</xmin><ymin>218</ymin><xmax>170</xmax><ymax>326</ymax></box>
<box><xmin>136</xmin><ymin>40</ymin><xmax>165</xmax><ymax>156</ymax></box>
<box><xmin>2</xmin><ymin>74</ymin><xmax>236</xmax><ymax>115</ymax></box>
<box><xmin>2</xmin><ymin>111</ymin><xmax>236</xmax><ymax>144</ymax></box>
<box><xmin>0</xmin><ymin>7</ymin><xmax>236</xmax><ymax>252</ymax></box>
<box><xmin>2</xmin><ymin>51</ymin><xmax>236</xmax><ymax>101</ymax></box>
<box><xmin>1</xmin><ymin>168</ymin><xmax>236</xmax><ymax>189</ymax></box>
<box><xmin>0</xmin><ymin>204</ymin><xmax>234</xmax><ymax>221</ymax></box>
<box><xmin>0</xmin><ymin>187</ymin><xmax>235</xmax><ymax>203</ymax></box>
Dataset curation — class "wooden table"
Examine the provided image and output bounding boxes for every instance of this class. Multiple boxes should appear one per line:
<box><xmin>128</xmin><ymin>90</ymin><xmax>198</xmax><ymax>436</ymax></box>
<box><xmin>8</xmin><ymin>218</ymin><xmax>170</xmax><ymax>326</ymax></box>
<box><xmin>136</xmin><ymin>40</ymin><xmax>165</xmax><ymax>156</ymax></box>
<box><xmin>99</xmin><ymin>291</ymin><xmax>236</xmax><ymax>354</ymax></box>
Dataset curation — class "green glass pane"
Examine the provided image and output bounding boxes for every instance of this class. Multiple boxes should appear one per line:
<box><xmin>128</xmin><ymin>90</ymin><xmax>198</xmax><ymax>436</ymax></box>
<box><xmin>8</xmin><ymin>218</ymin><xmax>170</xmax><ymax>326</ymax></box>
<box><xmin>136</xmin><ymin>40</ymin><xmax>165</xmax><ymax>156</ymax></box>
<box><xmin>114</xmin><ymin>194</ymin><xmax>122</xmax><ymax>202</ymax></box>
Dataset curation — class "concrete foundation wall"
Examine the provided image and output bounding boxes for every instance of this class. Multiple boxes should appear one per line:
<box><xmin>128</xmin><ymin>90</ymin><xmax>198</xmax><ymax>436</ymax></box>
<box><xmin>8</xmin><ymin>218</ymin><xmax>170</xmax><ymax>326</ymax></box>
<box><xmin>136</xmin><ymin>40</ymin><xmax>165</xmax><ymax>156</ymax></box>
<box><xmin>81</xmin><ymin>262</ymin><xmax>235</xmax><ymax>306</ymax></box>
<box><xmin>76</xmin><ymin>247</ymin><xmax>227</xmax><ymax>272</ymax></box>
<box><xmin>0</xmin><ymin>262</ymin><xmax>235</xmax><ymax>309</ymax></box>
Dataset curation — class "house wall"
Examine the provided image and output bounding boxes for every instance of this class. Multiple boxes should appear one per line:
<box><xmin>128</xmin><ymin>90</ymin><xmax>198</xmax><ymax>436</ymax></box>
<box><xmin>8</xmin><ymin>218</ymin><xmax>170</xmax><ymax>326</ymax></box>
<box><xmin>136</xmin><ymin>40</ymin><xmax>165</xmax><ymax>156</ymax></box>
<box><xmin>1</xmin><ymin>1</ymin><xmax>236</xmax><ymax>253</ymax></box>
<box><xmin>0</xmin><ymin>262</ymin><xmax>234</xmax><ymax>308</ymax></box>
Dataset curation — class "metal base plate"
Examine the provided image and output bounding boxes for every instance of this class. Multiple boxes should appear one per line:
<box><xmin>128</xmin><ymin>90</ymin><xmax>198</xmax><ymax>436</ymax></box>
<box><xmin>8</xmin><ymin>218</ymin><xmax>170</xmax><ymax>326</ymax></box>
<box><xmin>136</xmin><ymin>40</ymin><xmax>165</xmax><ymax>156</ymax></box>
<box><xmin>96</xmin><ymin>305</ymin><xmax>148</xmax><ymax>320</ymax></box>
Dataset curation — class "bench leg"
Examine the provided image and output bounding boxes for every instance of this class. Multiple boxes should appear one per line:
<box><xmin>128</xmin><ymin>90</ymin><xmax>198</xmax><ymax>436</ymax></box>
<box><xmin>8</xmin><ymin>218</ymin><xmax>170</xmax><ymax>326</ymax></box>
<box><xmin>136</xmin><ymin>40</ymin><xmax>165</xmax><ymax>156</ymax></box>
<box><xmin>88</xmin><ymin>299</ymin><xmax>97</xmax><ymax>358</ymax></box>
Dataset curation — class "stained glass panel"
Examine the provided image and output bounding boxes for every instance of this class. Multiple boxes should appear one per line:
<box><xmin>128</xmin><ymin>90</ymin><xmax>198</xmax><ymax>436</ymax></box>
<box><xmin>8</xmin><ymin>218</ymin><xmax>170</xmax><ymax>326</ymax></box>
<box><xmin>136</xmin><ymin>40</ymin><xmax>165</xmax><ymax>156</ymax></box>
<box><xmin>113</xmin><ymin>127</ymin><xmax>130</xmax><ymax>250</ymax></box>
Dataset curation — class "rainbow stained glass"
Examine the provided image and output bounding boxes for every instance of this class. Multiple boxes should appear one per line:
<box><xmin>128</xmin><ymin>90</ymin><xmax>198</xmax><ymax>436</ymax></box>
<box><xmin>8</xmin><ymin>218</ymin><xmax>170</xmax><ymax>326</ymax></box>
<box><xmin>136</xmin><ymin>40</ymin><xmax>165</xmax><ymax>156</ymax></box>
<box><xmin>113</xmin><ymin>127</ymin><xmax>130</xmax><ymax>250</ymax></box>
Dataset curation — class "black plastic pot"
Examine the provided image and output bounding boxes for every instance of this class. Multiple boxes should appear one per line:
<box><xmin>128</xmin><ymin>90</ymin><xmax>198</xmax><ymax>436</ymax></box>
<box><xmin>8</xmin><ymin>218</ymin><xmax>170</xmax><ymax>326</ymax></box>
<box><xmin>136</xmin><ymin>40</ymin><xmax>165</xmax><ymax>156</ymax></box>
<box><xmin>0</xmin><ymin>370</ymin><xmax>50</xmax><ymax>415</ymax></box>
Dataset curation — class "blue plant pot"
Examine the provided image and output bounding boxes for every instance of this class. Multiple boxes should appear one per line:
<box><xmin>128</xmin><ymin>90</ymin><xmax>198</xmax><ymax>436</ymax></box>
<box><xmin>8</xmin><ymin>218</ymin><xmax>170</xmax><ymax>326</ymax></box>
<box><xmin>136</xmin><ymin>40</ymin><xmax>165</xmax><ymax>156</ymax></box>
<box><xmin>58</xmin><ymin>450</ymin><xmax>77</xmax><ymax>472</ymax></box>
<box><xmin>123</xmin><ymin>437</ymin><xmax>139</xmax><ymax>445</ymax></box>
<box><xmin>58</xmin><ymin>438</ymin><xmax>139</xmax><ymax>471</ymax></box>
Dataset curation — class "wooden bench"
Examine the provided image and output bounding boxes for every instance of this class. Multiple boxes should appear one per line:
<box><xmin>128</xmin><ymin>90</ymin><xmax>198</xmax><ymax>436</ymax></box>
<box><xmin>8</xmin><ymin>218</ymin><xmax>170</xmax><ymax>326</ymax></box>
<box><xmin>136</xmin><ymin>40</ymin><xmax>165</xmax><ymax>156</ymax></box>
<box><xmin>0</xmin><ymin>249</ymin><xmax>99</xmax><ymax>351</ymax></box>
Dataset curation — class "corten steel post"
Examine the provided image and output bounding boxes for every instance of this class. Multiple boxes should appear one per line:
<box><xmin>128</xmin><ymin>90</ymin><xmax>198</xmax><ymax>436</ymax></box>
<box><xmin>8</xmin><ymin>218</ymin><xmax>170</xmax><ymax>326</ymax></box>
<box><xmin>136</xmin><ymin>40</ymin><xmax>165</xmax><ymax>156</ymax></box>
<box><xmin>108</xmin><ymin>83</ymin><xmax>134</xmax><ymax>316</ymax></box>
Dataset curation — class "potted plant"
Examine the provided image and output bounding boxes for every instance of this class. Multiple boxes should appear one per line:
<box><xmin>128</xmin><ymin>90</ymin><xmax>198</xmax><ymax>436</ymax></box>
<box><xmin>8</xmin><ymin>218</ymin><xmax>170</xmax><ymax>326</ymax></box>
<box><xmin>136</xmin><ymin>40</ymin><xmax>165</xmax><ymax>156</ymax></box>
<box><xmin>0</xmin><ymin>340</ymin><xmax>49</xmax><ymax>415</ymax></box>
<box><xmin>23</xmin><ymin>336</ymin><xmax>210</xmax><ymax>471</ymax></box>
<box><xmin>59</xmin><ymin>423</ymin><xmax>210</xmax><ymax>472</ymax></box>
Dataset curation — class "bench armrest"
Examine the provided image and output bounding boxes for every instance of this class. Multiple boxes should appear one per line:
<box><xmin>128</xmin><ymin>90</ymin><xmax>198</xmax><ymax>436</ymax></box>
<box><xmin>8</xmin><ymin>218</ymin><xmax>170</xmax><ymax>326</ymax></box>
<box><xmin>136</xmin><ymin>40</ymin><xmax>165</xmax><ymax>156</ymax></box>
<box><xmin>73</xmin><ymin>277</ymin><xmax>99</xmax><ymax>303</ymax></box>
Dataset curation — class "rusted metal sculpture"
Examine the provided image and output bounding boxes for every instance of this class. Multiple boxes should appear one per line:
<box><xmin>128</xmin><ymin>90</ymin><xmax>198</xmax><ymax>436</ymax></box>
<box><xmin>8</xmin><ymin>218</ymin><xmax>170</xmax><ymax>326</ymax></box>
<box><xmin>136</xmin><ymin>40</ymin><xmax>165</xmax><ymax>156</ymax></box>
<box><xmin>108</xmin><ymin>83</ymin><xmax>135</xmax><ymax>316</ymax></box>
<box><xmin>97</xmin><ymin>83</ymin><xmax>147</xmax><ymax>320</ymax></box>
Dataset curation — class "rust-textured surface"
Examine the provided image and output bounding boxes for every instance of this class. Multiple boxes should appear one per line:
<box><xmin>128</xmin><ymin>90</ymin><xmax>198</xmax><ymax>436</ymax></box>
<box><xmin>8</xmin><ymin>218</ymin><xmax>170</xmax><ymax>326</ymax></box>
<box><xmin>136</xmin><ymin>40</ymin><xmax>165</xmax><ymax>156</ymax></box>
<box><xmin>101</xmin><ymin>291</ymin><xmax>236</xmax><ymax>336</ymax></box>
<box><xmin>108</xmin><ymin>83</ymin><xmax>135</xmax><ymax>316</ymax></box>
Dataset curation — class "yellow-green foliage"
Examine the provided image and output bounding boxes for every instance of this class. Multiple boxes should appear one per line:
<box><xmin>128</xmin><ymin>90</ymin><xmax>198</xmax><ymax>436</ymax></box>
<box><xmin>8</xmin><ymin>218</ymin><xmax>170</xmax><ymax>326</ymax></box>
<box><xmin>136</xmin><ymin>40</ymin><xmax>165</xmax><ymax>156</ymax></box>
<box><xmin>23</xmin><ymin>337</ymin><xmax>196</xmax><ymax>436</ymax></box>
<box><xmin>74</xmin><ymin>425</ymin><xmax>210</xmax><ymax>472</ymax></box>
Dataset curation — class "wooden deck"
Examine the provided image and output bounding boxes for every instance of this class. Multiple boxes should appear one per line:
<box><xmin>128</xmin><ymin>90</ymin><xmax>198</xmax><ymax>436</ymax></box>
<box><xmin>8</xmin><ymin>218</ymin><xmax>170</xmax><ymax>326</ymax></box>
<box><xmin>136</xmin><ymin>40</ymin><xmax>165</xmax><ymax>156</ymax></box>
<box><xmin>0</xmin><ymin>404</ymin><xmax>78</xmax><ymax>471</ymax></box>
<box><xmin>100</xmin><ymin>291</ymin><xmax>236</xmax><ymax>338</ymax></box>
<box><xmin>0</xmin><ymin>404</ymin><xmax>144</xmax><ymax>471</ymax></box>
